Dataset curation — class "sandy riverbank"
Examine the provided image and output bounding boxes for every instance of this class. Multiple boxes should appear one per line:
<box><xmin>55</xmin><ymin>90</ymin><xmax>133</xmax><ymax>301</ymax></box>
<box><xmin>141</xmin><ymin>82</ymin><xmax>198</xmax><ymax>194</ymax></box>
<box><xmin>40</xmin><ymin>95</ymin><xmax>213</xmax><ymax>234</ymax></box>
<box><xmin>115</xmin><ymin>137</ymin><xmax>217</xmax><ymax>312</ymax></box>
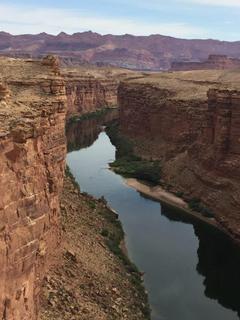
<box><xmin>126</xmin><ymin>178</ymin><xmax>219</xmax><ymax>229</ymax></box>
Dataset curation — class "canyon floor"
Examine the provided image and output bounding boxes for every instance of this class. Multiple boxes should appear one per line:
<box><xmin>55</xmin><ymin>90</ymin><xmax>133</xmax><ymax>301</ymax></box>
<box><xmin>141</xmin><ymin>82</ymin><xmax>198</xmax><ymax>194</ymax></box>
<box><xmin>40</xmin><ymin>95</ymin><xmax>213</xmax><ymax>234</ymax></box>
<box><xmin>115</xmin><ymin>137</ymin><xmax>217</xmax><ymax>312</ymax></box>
<box><xmin>40</xmin><ymin>173</ymin><xmax>150</xmax><ymax>320</ymax></box>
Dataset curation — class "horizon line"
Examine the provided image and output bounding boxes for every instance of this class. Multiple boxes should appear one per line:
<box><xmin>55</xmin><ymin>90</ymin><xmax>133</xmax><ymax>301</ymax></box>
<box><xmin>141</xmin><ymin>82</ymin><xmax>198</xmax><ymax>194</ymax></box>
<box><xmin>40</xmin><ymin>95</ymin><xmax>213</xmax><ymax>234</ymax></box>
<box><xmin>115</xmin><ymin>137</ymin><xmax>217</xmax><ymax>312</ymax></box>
<box><xmin>0</xmin><ymin>30</ymin><xmax>239</xmax><ymax>43</ymax></box>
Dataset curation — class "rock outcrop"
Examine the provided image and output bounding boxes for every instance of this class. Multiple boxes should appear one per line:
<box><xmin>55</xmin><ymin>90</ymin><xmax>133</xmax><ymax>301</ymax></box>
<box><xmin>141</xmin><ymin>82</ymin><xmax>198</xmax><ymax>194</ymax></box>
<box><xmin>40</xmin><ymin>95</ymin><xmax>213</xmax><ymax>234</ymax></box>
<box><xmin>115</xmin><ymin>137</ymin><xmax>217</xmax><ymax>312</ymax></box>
<box><xmin>171</xmin><ymin>55</ymin><xmax>240</xmax><ymax>71</ymax></box>
<box><xmin>118</xmin><ymin>70</ymin><xmax>240</xmax><ymax>242</ymax></box>
<box><xmin>0</xmin><ymin>57</ymin><xmax>66</xmax><ymax>320</ymax></box>
<box><xmin>63</xmin><ymin>66</ymin><xmax>141</xmax><ymax>119</ymax></box>
<box><xmin>64</xmin><ymin>72</ymin><xmax>118</xmax><ymax>119</ymax></box>
<box><xmin>40</xmin><ymin>175</ymin><xmax>150</xmax><ymax>320</ymax></box>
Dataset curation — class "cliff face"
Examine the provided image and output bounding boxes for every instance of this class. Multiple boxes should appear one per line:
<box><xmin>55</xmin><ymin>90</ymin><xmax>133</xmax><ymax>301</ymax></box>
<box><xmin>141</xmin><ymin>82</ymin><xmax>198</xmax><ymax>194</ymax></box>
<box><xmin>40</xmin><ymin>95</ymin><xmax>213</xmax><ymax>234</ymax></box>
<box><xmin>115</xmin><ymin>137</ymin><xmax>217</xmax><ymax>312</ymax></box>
<box><xmin>64</xmin><ymin>73</ymin><xmax>118</xmax><ymax>118</ymax></box>
<box><xmin>171</xmin><ymin>55</ymin><xmax>240</xmax><ymax>71</ymax></box>
<box><xmin>118</xmin><ymin>70</ymin><xmax>240</xmax><ymax>241</ymax></box>
<box><xmin>63</xmin><ymin>66</ymin><xmax>140</xmax><ymax>119</ymax></box>
<box><xmin>0</xmin><ymin>57</ymin><xmax>66</xmax><ymax>320</ymax></box>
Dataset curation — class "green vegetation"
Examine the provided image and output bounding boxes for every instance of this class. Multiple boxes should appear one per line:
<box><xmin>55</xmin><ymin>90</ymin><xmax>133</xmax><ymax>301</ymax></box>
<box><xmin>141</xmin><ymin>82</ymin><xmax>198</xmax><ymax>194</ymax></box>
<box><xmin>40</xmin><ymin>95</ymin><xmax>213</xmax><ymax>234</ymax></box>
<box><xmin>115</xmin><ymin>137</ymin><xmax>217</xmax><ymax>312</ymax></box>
<box><xmin>65</xmin><ymin>166</ymin><xmax>150</xmax><ymax>318</ymax></box>
<box><xmin>100</xmin><ymin>228</ymin><xmax>109</xmax><ymax>237</ymax></box>
<box><xmin>188</xmin><ymin>197</ymin><xmax>214</xmax><ymax>218</ymax></box>
<box><xmin>87</xmin><ymin>199</ymin><xmax>96</xmax><ymax>210</ymax></box>
<box><xmin>175</xmin><ymin>191</ymin><xmax>184</xmax><ymax>198</ymax></box>
<box><xmin>111</xmin><ymin>158</ymin><xmax>161</xmax><ymax>184</ymax></box>
<box><xmin>98</xmin><ymin>206</ymin><xmax>150</xmax><ymax>319</ymax></box>
<box><xmin>67</xmin><ymin>107</ymin><xmax>115</xmax><ymax>125</ymax></box>
<box><xmin>65</xmin><ymin>165</ymin><xmax>80</xmax><ymax>190</ymax></box>
<box><xmin>106</xmin><ymin>121</ymin><xmax>161</xmax><ymax>185</ymax></box>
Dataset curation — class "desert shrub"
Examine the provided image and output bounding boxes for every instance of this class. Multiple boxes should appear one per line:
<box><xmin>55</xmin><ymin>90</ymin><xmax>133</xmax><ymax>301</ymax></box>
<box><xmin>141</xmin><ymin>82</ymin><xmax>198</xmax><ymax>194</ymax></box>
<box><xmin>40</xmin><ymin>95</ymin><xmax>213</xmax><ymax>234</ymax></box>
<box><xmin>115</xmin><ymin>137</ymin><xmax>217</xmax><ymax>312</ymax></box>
<box><xmin>67</xmin><ymin>107</ymin><xmax>113</xmax><ymax>125</ymax></box>
<box><xmin>101</xmin><ymin>229</ymin><xmax>109</xmax><ymax>237</ymax></box>
<box><xmin>175</xmin><ymin>191</ymin><xmax>184</xmax><ymax>198</ymax></box>
<box><xmin>188</xmin><ymin>198</ymin><xmax>214</xmax><ymax>218</ymax></box>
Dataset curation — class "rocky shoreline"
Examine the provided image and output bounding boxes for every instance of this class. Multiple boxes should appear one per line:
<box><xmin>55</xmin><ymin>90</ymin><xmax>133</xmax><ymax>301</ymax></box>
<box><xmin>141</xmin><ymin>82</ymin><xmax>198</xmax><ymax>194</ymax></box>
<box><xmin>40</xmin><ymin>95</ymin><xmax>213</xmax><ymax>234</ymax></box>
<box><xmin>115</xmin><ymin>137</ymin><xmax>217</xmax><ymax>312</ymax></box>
<box><xmin>126</xmin><ymin>178</ymin><xmax>219</xmax><ymax>229</ymax></box>
<box><xmin>40</xmin><ymin>170</ymin><xmax>150</xmax><ymax>320</ymax></box>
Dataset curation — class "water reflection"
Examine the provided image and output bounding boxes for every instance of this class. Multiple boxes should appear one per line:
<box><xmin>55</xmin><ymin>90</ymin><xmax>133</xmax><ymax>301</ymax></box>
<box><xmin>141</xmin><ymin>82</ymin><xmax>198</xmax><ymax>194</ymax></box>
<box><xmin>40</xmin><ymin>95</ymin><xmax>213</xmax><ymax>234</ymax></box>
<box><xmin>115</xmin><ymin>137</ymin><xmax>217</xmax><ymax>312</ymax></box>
<box><xmin>66</xmin><ymin>109</ymin><xmax>118</xmax><ymax>152</ymax></box>
<box><xmin>67</xmin><ymin>119</ymin><xmax>240</xmax><ymax>320</ymax></box>
<box><xmin>196</xmin><ymin>225</ymin><xmax>240</xmax><ymax>318</ymax></box>
<box><xmin>162</xmin><ymin>204</ymin><xmax>240</xmax><ymax>319</ymax></box>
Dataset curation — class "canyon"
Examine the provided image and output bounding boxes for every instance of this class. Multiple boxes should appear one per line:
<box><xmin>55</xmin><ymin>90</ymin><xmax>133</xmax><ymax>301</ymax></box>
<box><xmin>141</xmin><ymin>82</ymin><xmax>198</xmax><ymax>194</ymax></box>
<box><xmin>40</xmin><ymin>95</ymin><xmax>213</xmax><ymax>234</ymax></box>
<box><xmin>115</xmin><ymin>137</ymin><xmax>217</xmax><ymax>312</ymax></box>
<box><xmin>1</xmin><ymin>31</ymin><xmax>240</xmax><ymax>70</ymax></box>
<box><xmin>0</xmin><ymin>56</ymin><xmax>148</xmax><ymax>320</ymax></box>
<box><xmin>118</xmin><ymin>70</ymin><xmax>240</xmax><ymax>243</ymax></box>
<box><xmin>1</xmin><ymin>51</ymin><xmax>240</xmax><ymax>320</ymax></box>
<box><xmin>63</xmin><ymin>67</ymin><xmax>118</xmax><ymax>118</ymax></box>
<box><xmin>62</xmin><ymin>65</ymin><xmax>139</xmax><ymax>119</ymax></box>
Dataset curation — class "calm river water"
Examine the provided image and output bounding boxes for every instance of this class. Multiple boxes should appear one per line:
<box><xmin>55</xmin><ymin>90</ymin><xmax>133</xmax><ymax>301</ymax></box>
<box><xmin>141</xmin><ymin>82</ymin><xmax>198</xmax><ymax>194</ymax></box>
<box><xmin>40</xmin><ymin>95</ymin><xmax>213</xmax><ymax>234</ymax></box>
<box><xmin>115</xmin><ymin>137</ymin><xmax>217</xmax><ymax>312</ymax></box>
<box><xmin>66</xmin><ymin>115</ymin><xmax>240</xmax><ymax>320</ymax></box>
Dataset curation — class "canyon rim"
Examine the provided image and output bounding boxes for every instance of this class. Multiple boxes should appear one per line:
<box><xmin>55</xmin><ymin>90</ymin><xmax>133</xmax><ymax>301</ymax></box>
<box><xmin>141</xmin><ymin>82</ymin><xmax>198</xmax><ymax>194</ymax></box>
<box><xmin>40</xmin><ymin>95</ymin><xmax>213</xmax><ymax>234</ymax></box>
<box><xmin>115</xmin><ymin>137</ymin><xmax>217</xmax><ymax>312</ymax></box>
<box><xmin>0</xmin><ymin>0</ymin><xmax>240</xmax><ymax>319</ymax></box>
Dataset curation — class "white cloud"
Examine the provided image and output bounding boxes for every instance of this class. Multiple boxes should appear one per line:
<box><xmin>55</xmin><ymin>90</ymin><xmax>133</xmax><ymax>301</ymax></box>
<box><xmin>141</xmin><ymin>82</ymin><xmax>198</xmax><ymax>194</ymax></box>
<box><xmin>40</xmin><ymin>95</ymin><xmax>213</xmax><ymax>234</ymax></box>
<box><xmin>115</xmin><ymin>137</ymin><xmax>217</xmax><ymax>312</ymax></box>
<box><xmin>184</xmin><ymin>0</ymin><xmax>240</xmax><ymax>7</ymax></box>
<box><xmin>0</xmin><ymin>3</ymin><xmax>206</xmax><ymax>38</ymax></box>
<box><xmin>99</xmin><ymin>0</ymin><xmax>240</xmax><ymax>10</ymax></box>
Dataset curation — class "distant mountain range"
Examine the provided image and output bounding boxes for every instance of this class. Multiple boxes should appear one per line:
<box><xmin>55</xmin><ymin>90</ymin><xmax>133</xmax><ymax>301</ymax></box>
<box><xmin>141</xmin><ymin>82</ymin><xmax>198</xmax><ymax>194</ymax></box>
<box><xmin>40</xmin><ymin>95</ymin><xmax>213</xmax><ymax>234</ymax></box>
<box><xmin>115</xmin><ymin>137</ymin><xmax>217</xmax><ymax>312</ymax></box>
<box><xmin>0</xmin><ymin>31</ymin><xmax>240</xmax><ymax>70</ymax></box>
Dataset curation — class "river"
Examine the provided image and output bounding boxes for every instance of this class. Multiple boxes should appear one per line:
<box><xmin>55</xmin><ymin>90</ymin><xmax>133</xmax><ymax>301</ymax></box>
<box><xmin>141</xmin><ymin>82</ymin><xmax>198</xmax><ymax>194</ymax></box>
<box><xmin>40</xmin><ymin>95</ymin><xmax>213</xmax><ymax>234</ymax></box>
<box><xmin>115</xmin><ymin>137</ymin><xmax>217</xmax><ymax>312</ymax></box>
<box><xmin>66</xmin><ymin>113</ymin><xmax>240</xmax><ymax>320</ymax></box>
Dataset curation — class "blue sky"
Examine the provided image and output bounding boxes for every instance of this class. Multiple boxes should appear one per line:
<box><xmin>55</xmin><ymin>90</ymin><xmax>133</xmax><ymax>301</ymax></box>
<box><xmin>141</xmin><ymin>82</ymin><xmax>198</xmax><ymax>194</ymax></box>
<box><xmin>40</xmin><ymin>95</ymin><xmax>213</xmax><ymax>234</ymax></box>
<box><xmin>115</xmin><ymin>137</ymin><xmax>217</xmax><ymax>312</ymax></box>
<box><xmin>0</xmin><ymin>0</ymin><xmax>239</xmax><ymax>40</ymax></box>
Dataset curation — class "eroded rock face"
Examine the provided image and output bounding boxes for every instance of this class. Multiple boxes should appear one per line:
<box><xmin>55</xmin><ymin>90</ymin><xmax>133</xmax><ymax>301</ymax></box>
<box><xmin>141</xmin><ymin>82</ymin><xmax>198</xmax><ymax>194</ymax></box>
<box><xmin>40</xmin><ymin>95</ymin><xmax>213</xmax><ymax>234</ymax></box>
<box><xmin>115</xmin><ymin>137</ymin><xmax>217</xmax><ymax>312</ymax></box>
<box><xmin>0</xmin><ymin>57</ymin><xmax>66</xmax><ymax>320</ymax></box>
<box><xmin>0</xmin><ymin>82</ymin><xmax>10</xmax><ymax>101</ymax></box>
<box><xmin>171</xmin><ymin>55</ymin><xmax>240</xmax><ymax>71</ymax></box>
<box><xmin>118</xmin><ymin>72</ymin><xmax>240</xmax><ymax>242</ymax></box>
<box><xmin>64</xmin><ymin>73</ymin><xmax>118</xmax><ymax>118</ymax></box>
<box><xmin>1</xmin><ymin>31</ymin><xmax>240</xmax><ymax>70</ymax></box>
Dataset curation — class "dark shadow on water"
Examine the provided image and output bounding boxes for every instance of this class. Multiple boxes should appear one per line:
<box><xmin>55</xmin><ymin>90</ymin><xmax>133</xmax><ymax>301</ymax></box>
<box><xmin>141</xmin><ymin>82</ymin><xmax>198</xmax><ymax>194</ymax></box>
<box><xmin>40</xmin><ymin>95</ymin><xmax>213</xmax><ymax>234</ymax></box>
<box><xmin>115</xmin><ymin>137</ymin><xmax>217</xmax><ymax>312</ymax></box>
<box><xmin>66</xmin><ymin>109</ymin><xmax>118</xmax><ymax>152</ymax></box>
<box><xmin>162</xmin><ymin>204</ymin><xmax>240</xmax><ymax>319</ymax></box>
<box><xmin>195</xmin><ymin>225</ymin><xmax>240</xmax><ymax>319</ymax></box>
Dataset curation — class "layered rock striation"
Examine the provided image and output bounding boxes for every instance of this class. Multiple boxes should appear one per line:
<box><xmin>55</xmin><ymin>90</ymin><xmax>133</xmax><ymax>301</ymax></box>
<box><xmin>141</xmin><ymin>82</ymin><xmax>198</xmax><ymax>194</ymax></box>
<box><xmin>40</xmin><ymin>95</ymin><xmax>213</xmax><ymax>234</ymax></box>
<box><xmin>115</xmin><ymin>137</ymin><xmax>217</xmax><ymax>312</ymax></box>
<box><xmin>64</xmin><ymin>72</ymin><xmax>118</xmax><ymax>118</ymax></box>
<box><xmin>171</xmin><ymin>55</ymin><xmax>240</xmax><ymax>71</ymax></box>
<box><xmin>0</xmin><ymin>57</ymin><xmax>66</xmax><ymax>320</ymax></box>
<box><xmin>118</xmin><ymin>70</ymin><xmax>240</xmax><ymax>241</ymax></box>
<box><xmin>63</xmin><ymin>66</ymin><xmax>141</xmax><ymax>119</ymax></box>
<box><xmin>0</xmin><ymin>56</ymin><xmax>145</xmax><ymax>320</ymax></box>
<box><xmin>1</xmin><ymin>31</ymin><xmax>240</xmax><ymax>71</ymax></box>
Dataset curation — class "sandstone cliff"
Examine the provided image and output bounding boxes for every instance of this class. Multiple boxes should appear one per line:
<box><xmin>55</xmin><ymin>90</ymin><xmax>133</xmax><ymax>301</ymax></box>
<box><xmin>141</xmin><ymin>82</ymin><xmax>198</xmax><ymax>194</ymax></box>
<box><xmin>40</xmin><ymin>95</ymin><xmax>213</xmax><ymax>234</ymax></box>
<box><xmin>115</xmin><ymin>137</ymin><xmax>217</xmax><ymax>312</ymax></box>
<box><xmin>171</xmin><ymin>55</ymin><xmax>240</xmax><ymax>71</ymax></box>
<box><xmin>0</xmin><ymin>56</ymin><xmax>66</xmax><ymax>320</ymax></box>
<box><xmin>63</xmin><ymin>66</ymin><xmax>141</xmax><ymax>119</ymax></box>
<box><xmin>118</xmin><ymin>70</ymin><xmax>240</xmax><ymax>242</ymax></box>
<box><xmin>0</xmin><ymin>56</ymin><xmax>150</xmax><ymax>320</ymax></box>
<box><xmin>64</xmin><ymin>71</ymin><xmax>118</xmax><ymax>119</ymax></box>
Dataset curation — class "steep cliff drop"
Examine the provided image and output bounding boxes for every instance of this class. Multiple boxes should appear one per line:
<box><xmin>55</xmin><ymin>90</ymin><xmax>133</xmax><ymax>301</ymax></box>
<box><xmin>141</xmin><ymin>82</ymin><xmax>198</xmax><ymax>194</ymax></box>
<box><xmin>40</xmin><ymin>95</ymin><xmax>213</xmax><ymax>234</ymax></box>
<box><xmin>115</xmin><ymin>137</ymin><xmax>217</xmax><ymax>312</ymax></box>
<box><xmin>0</xmin><ymin>56</ymin><xmax>67</xmax><ymax>320</ymax></box>
<box><xmin>118</xmin><ymin>70</ymin><xmax>240</xmax><ymax>243</ymax></box>
<box><xmin>63</xmin><ymin>66</ymin><xmax>139</xmax><ymax>120</ymax></box>
<box><xmin>171</xmin><ymin>55</ymin><xmax>240</xmax><ymax>71</ymax></box>
<box><xmin>64</xmin><ymin>70</ymin><xmax>118</xmax><ymax>119</ymax></box>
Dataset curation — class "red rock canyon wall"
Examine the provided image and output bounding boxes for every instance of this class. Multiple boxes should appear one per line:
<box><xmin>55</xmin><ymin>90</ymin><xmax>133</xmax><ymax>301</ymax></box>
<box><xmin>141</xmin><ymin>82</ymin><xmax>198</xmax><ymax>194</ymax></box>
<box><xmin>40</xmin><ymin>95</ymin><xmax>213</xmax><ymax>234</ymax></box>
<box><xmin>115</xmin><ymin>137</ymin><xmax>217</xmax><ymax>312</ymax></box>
<box><xmin>118</xmin><ymin>80</ymin><xmax>240</xmax><ymax>241</ymax></box>
<box><xmin>64</xmin><ymin>73</ymin><xmax>118</xmax><ymax>119</ymax></box>
<box><xmin>0</xmin><ymin>57</ymin><xmax>66</xmax><ymax>320</ymax></box>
